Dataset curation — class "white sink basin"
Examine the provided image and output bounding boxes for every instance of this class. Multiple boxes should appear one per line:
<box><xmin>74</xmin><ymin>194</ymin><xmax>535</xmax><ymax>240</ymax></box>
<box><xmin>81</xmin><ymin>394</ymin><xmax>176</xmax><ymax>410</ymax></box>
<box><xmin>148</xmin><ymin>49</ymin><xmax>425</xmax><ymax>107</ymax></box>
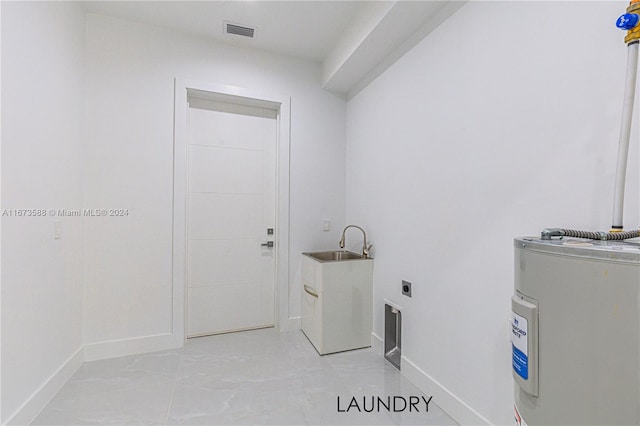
<box><xmin>304</xmin><ymin>250</ymin><xmax>364</xmax><ymax>262</ymax></box>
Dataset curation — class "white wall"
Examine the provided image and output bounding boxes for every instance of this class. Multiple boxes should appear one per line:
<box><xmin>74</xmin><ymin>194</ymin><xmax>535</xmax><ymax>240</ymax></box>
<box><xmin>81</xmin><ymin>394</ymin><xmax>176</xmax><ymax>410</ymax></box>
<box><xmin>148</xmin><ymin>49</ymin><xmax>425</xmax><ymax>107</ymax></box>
<box><xmin>1</xmin><ymin>2</ymin><xmax>86</xmax><ymax>423</ymax></box>
<box><xmin>83</xmin><ymin>14</ymin><xmax>346</xmax><ymax>349</ymax></box>
<box><xmin>345</xmin><ymin>1</ymin><xmax>638</xmax><ymax>424</ymax></box>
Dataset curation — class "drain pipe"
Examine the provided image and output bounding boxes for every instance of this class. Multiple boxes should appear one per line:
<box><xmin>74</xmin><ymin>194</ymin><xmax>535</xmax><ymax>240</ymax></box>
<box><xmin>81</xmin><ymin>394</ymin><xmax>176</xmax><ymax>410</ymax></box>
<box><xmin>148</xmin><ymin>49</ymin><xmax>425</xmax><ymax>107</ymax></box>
<box><xmin>542</xmin><ymin>4</ymin><xmax>640</xmax><ymax>242</ymax></box>
<box><xmin>612</xmin><ymin>2</ymin><xmax>640</xmax><ymax>231</ymax></box>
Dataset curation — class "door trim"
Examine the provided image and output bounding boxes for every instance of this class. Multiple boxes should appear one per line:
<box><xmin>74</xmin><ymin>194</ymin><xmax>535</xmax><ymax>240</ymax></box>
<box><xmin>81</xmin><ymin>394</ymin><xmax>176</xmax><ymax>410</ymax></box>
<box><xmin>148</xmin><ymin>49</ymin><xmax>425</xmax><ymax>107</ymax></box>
<box><xmin>172</xmin><ymin>78</ymin><xmax>291</xmax><ymax>343</ymax></box>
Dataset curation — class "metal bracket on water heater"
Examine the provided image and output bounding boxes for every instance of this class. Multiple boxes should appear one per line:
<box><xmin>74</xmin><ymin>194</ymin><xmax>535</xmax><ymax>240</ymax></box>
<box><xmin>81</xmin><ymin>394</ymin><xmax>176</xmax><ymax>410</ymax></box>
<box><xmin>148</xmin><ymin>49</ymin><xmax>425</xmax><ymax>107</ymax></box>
<box><xmin>541</xmin><ymin>228</ymin><xmax>565</xmax><ymax>240</ymax></box>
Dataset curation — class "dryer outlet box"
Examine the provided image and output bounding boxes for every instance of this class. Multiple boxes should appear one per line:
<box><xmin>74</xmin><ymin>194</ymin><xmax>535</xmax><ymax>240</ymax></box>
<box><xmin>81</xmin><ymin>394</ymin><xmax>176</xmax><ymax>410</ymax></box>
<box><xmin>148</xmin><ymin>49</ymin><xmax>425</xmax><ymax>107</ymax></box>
<box><xmin>402</xmin><ymin>280</ymin><xmax>412</xmax><ymax>297</ymax></box>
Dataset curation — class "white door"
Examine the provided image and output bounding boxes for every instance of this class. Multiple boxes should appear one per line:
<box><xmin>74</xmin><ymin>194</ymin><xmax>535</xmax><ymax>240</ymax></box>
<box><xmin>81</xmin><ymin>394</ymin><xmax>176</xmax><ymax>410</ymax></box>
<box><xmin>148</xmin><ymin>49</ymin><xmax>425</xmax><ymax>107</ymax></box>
<box><xmin>186</xmin><ymin>98</ymin><xmax>277</xmax><ymax>337</ymax></box>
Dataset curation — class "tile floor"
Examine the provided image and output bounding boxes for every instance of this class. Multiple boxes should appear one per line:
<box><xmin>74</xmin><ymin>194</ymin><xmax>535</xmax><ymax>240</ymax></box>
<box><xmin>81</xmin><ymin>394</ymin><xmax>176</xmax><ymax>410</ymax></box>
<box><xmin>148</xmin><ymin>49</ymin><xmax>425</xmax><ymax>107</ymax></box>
<box><xmin>33</xmin><ymin>328</ymin><xmax>458</xmax><ymax>425</ymax></box>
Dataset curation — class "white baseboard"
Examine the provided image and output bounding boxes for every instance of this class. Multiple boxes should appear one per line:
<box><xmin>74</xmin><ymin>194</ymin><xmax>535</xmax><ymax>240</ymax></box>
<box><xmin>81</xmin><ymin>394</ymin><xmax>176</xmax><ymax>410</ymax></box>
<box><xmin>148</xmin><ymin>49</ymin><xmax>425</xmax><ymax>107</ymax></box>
<box><xmin>402</xmin><ymin>355</ymin><xmax>490</xmax><ymax>425</ymax></box>
<box><xmin>84</xmin><ymin>332</ymin><xmax>182</xmax><ymax>362</ymax></box>
<box><xmin>279</xmin><ymin>316</ymin><xmax>301</xmax><ymax>333</ymax></box>
<box><xmin>371</xmin><ymin>332</ymin><xmax>384</xmax><ymax>356</ymax></box>
<box><xmin>5</xmin><ymin>346</ymin><xmax>84</xmax><ymax>426</ymax></box>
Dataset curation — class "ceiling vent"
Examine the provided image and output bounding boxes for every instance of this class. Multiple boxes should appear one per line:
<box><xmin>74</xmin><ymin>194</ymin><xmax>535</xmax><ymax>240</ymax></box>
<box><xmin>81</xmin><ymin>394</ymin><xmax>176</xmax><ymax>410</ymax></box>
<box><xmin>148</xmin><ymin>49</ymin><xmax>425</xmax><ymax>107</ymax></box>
<box><xmin>224</xmin><ymin>22</ymin><xmax>256</xmax><ymax>38</ymax></box>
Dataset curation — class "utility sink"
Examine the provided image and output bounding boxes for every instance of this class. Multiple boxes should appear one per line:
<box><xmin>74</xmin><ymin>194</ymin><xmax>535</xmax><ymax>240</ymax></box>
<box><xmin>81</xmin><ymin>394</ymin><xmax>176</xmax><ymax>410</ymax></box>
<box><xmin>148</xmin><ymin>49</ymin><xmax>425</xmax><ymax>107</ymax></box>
<box><xmin>303</xmin><ymin>250</ymin><xmax>364</xmax><ymax>262</ymax></box>
<box><xmin>300</xmin><ymin>250</ymin><xmax>373</xmax><ymax>355</ymax></box>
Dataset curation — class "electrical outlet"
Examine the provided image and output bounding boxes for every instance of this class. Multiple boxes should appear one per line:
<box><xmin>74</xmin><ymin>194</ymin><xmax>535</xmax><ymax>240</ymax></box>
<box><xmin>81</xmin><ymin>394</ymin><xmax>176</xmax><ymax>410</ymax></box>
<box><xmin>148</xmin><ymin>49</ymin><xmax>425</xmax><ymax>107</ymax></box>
<box><xmin>402</xmin><ymin>280</ymin><xmax>412</xmax><ymax>297</ymax></box>
<box><xmin>54</xmin><ymin>221</ymin><xmax>62</xmax><ymax>239</ymax></box>
<box><xmin>322</xmin><ymin>219</ymin><xmax>331</xmax><ymax>232</ymax></box>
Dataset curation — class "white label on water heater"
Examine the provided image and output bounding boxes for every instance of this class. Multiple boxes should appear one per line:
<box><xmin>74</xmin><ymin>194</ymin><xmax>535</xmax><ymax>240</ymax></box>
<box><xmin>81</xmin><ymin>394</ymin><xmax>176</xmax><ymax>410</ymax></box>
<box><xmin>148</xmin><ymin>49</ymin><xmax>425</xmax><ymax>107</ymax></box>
<box><xmin>511</xmin><ymin>312</ymin><xmax>528</xmax><ymax>380</ymax></box>
<box><xmin>512</xmin><ymin>294</ymin><xmax>538</xmax><ymax>395</ymax></box>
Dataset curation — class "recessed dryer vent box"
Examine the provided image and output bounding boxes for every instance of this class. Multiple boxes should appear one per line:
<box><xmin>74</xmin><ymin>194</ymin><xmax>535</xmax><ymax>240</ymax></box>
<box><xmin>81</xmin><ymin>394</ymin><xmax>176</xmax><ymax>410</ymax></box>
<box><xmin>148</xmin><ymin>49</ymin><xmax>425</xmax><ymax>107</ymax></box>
<box><xmin>384</xmin><ymin>303</ymin><xmax>401</xmax><ymax>370</ymax></box>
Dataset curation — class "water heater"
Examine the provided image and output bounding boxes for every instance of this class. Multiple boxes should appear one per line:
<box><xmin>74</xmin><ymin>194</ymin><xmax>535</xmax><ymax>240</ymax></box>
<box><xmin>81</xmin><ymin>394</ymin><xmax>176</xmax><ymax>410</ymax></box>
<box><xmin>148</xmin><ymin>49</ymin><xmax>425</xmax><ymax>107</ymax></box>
<box><xmin>513</xmin><ymin>237</ymin><xmax>640</xmax><ymax>425</ymax></box>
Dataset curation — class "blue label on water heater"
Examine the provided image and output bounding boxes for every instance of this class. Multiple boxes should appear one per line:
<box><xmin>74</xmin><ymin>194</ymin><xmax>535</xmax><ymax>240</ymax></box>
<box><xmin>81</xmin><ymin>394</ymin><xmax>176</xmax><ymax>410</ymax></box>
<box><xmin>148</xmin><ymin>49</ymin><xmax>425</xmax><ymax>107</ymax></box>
<box><xmin>512</xmin><ymin>344</ymin><xmax>528</xmax><ymax>379</ymax></box>
<box><xmin>511</xmin><ymin>312</ymin><xmax>528</xmax><ymax>380</ymax></box>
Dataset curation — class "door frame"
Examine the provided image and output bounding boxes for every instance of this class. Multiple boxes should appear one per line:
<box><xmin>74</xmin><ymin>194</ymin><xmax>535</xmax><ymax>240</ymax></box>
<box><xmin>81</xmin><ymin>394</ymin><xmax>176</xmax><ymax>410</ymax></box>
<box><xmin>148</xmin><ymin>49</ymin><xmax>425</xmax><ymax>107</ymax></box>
<box><xmin>172</xmin><ymin>78</ymin><xmax>291</xmax><ymax>343</ymax></box>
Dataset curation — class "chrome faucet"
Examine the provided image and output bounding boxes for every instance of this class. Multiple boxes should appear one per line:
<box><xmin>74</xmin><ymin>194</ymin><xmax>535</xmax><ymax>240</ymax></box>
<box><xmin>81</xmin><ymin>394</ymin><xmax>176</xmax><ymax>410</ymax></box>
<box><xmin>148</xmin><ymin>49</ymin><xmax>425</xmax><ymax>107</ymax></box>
<box><xmin>339</xmin><ymin>225</ymin><xmax>372</xmax><ymax>258</ymax></box>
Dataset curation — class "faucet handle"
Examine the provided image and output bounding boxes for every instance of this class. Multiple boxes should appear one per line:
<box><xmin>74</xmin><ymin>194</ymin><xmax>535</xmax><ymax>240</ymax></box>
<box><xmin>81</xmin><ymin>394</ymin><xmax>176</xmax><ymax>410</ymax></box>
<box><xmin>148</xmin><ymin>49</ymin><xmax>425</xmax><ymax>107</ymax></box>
<box><xmin>363</xmin><ymin>242</ymin><xmax>373</xmax><ymax>258</ymax></box>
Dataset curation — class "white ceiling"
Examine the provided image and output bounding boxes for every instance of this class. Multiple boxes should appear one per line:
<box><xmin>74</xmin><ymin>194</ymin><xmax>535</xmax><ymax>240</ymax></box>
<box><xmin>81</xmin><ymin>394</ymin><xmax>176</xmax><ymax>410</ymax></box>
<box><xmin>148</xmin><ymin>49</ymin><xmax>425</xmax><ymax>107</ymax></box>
<box><xmin>82</xmin><ymin>1</ymin><xmax>465</xmax><ymax>98</ymax></box>
<box><xmin>83</xmin><ymin>1</ymin><xmax>370</xmax><ymax>62</ymax></box>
